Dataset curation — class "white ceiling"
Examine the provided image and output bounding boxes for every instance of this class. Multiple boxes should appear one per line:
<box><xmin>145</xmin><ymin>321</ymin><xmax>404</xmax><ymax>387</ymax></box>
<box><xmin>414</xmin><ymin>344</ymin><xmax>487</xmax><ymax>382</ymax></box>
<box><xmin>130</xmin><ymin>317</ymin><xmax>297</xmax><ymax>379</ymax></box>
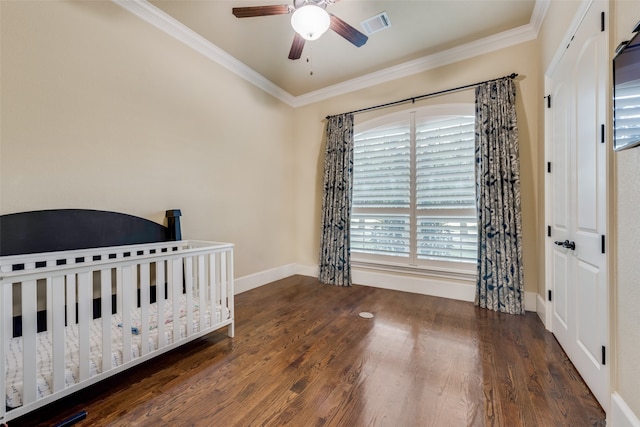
<box><xmin>118</xmin><ymin>0</ymin><xmax>546</xmax><ymax>105</ymax></box>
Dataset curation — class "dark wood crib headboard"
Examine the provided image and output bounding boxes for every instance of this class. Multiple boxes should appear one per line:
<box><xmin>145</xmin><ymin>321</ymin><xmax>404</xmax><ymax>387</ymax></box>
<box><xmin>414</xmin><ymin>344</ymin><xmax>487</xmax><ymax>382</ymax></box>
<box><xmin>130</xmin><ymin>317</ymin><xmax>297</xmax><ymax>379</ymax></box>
<box><xmin>0</xmin><ymin>209</ymin><xmax>182</xmax><ymax>256</ymax></box>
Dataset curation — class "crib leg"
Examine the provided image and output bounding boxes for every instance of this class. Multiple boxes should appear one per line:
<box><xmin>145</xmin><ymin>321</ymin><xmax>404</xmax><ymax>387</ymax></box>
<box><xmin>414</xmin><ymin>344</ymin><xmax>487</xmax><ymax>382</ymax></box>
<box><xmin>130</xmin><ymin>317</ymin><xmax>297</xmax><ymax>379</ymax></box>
<box><xmin>227</xmin><ymin>322</ymin><xmax>235</xmax><ymax>338</ymax></box>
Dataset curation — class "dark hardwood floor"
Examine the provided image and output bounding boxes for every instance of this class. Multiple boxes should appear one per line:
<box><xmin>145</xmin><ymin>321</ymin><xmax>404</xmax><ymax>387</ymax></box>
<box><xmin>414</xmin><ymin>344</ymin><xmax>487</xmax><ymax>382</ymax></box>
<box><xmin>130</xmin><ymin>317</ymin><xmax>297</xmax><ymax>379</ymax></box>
<box><xmin>11</xmin><ymin>275</ymin><xmax>605</xmax><ymax>426</ymax></box>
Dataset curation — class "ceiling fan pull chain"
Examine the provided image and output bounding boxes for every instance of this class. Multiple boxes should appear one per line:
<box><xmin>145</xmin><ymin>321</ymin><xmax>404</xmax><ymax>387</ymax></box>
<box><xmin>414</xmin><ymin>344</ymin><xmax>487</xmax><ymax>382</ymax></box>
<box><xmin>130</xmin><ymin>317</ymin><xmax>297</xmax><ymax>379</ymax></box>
<box><xmin>307</xmin><ymin>44</ymin><xmax>314</xmax><ymax>75</ymax></box>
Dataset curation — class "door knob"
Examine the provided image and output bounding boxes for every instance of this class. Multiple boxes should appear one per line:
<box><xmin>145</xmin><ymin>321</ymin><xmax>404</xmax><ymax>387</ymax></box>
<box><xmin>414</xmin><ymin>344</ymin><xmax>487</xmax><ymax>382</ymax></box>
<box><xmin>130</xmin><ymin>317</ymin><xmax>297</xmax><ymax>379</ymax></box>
<box><xmin>554</xmin><ymin>240</ymin><xmax>576</xmax><ymax>250</ymax></box>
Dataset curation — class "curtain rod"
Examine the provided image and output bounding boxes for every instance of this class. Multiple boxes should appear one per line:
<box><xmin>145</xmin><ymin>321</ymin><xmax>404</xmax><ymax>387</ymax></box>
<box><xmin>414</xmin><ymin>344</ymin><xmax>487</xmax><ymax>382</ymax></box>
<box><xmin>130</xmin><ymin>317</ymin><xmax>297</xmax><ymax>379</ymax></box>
<box><xmin>326</xmin><ymin>72</ymin><xmax>518</xmax><ymax>119</ymax></box>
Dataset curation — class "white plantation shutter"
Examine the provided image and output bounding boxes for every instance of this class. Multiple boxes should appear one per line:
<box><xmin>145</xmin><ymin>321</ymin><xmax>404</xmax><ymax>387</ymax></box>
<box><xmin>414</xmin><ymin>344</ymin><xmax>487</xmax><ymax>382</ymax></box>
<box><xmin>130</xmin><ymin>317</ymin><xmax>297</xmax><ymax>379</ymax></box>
<box><xmin>350</xmin><ymin>213</ymin><xmax>410</xmax><ymax>257</ymax></box>
<box><xmin>351</xmin><ymin>108</ymin><xmax>477</xmax><ymax>267</ymax></box>
<box><xmin>352</xmin><ymin>122</ymin><xmax>411</xmax><ymax>208</ymax></box>
<box><xmin>415</xmin><ymin>116</ymin><xmax>477</xmax><ymax>262</ymax></box>
<box><xmin>416</xmin><ymin>215</ymin><xmax>477</xmax><ymax>262</ymax></box>
<box><xmin>352</xmin><ymin>120</ymin><xmax>411</xmax><ymax>257</ymax></box>
<box><xmin>416</xmin><ymin>117</ymin><xmax>476</xmax><ymax>209</ymax></box>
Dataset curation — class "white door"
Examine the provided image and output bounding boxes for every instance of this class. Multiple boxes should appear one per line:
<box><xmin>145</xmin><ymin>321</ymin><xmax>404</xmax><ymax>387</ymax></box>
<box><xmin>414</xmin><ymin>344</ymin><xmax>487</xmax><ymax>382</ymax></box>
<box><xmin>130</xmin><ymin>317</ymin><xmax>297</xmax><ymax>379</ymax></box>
<box><xmin>547</xmin><ymin>0</ymin><xmax>609</xmax><ymax>409</ymax></box>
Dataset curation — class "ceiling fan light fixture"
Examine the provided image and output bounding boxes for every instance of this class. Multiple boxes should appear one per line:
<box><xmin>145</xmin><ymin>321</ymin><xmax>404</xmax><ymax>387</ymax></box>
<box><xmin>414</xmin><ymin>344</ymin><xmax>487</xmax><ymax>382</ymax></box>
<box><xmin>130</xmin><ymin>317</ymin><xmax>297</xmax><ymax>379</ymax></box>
<box><xmin>291</xmin><ymin>5</ymin><xmax>330</xmax><ymax>41</ymax></box>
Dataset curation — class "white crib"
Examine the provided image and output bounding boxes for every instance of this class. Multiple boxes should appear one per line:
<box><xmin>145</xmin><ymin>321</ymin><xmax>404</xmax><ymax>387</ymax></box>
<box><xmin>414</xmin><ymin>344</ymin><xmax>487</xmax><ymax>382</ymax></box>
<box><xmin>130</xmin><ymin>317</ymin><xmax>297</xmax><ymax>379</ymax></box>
<box><xmin>0</xmin><ymin>238</ymin><xmax>234</xmax><ymax>423</ymax></box>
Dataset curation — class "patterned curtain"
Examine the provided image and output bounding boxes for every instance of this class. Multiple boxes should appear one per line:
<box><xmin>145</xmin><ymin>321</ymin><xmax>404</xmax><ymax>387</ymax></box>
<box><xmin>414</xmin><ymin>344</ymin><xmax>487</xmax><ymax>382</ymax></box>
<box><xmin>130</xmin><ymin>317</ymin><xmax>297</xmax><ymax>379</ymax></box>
<box><xmin>318</xmin><ymin>114</ymin><xmax>354</xmax><ymax>286</ymax></box>
<box><xmin>475</xmin><ymin>77</ymin><xmax>525</xmax><ymax>315</ymax></box>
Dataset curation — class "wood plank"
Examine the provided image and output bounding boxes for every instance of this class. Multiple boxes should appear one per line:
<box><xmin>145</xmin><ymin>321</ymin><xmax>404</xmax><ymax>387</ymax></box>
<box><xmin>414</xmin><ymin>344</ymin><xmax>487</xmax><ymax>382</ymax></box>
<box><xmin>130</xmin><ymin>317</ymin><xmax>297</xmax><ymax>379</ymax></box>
<box><xmin>11</xmin><ymin>275</ymin><xmax>605</xmax><ymax>426</ymax></box>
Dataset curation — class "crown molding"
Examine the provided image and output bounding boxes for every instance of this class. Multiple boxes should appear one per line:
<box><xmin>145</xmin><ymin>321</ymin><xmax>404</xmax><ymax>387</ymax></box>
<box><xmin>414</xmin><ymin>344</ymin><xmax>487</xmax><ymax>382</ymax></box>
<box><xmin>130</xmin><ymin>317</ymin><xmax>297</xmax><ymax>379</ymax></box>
<box><xmin>113</xmin><ymin>0</ymin><xmax>297</xmax><ymax>106</ymax></box>
<box><xmin>530</xmin><ymin>0</ymin><xmax>551</xmax><ymax>34</ymax></box>
<box><xmin>114</xmin><ymin>0</ymin><xmax>548</xmax><ymax>108</ymax></box>
<box><xmin>293</xmin><ymin>23</ymin><xmax>538</xmax><ymax>107</ymax></box>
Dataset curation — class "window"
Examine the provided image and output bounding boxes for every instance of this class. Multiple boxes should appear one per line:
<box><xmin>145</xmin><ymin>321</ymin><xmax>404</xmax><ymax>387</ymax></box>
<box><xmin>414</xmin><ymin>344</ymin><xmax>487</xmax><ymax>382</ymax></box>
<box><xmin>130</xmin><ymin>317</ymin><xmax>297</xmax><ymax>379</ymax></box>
<box><xmin>350</xmin><ymin>105</ymin><xmax>477</xmax><ymax>272</ymax></box>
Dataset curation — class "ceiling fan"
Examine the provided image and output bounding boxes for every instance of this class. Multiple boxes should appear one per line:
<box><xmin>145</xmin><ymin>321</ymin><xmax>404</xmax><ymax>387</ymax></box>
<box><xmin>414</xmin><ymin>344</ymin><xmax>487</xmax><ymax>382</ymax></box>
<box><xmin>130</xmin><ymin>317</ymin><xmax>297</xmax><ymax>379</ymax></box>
<box><xmin>232</xmin><ymin>0</ymin><xmax>368</xmax><ymax>60</ymax></box>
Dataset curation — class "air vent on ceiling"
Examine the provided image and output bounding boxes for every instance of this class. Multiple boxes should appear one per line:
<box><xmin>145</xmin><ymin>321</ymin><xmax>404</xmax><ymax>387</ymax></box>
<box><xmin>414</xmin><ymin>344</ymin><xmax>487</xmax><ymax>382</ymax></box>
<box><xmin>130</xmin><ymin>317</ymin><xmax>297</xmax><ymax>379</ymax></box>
<box><xmin>361</xmin><ymin>12</ymin><xmax>391</xmax><ymax>36</ymax></box>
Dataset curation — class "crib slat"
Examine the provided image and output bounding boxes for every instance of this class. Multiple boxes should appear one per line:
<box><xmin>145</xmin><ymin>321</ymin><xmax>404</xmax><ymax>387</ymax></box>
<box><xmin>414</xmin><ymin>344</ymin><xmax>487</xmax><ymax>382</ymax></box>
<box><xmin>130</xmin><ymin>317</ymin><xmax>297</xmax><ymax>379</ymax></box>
<box><xmin>227</xmin><ymin>249</ymin><xmax>235</xmax><ymax>337</ymax></box>
<box><xmin>77</xmin><ymin>272</ymin><xmax>91</xmax><ymax>381</ymax></box>
<box><xmin>1</xmin><ymin>279</ymin><xmax>11</xmax><ymax>422</ymax></box>
<box><xmin>166</xmin><ymin>259</ymin><xmax>173</xmax><ymax>346</ymax></box>
<box><xmin>51</xmin><ymin>276</ymin><xmax>66</xmax><ymax>393</ymax></box>
<box><xmin>101</xmin><ymin>269</ymin><xmax>112</xmax><ymax>372</ymax></box>
<box><xmin>209</xmin><ymin>253</ymin><xmax>217</xmax><ymax>325</ymax></box>
<box><xmin>46</xmin><ymin>277</ymin><xmax>53</xmax><ymax>339</ymax></box>
<box><xmin>156</xmin><ymin>261</ymin><xmax>166</xmax><ymax>348</ymax></box>
<box><xmin>140</xmin><ymin>263</ymin><xmax>150</xmax><ymax>356</ymax></box>
<box><xmin>65</xmin><ymin>274</ymin><xmax>77</xmax><ymax>325</ymax></box>
<box><xmin>171</xmin><ymin>258</ymin><xmax>182</xmax><ymax>344</ymax></box>
<box><xmin>116</xmin><ymin>266</ymin><xmax>123</xmax><ymax>319</ymax></box>
<box><xmin>121</xmin><ymin>266</ymin><xmax>133</xmax><ymax>364</ymax></box>
<box><xmin>1</xmin><ymin>281</ymin><xmax>10</xmax><ymax>338</ymax></box>
<box><xmin>220</xmin><ymin>252</ymin><xmax>227</xmax><ymax>318</ymax></box>
<box><xmin>21</xmin><ymin>280</ymin><xmax>38</xmax><ymax>405</ymax></box>
<box><xmin>185</xmin><ymin>257</ymin><xmax>193</xmax><ymax>337</ymax></box>
<box><xmin>197</xmin><ymin>255</ymin><xmax>206</xmax><ymax>330</ymax></box>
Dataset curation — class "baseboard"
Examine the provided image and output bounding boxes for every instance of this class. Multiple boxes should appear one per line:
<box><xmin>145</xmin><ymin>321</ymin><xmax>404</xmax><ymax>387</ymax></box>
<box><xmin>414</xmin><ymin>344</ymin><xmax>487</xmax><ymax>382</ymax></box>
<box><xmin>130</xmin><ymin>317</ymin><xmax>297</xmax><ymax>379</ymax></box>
<box><xmin>524</xmin><ymin>291</ymin><xmax>537</xmax><ymax>313</ymax></box>
<box><xmin>238</xmin><ymin>263</ymin><xmax>537</xmax><ymax>312</ymax></box>
<box><xmin>351</xmin><ymin>267</ymin><xmax>476</xmax><ymax>302</ymax></box>
<box><xmin>611</xmin><ymin>392</ymin><xmax>640</xmax><ymax>427</ymax></box>
<box><xmin>294</xmin><ymin>264</ymin><xmax>318</xmax><ymax>278</ymax></box>
<box><xmin>536</xmin><ymin>293</ymin><xmax>547</xmax><ymax>327</ymax></box>
<box><xmin>293</xmin><ymin>263</ymin><xmax>537</xmax><ymax>311</ymax></box>
<box><xmin>234</xmin><ymin>264</ymin><xmax>296</xmax><ymax>294</ymax></box>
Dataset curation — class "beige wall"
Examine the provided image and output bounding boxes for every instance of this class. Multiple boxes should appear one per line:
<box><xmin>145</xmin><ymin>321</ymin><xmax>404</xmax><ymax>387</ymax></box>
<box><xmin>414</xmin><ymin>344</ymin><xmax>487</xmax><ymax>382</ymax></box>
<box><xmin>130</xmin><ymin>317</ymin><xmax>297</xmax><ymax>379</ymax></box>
<box><xmin>0</xmin><ymin>1</ymin><xmax>297</xmax><ymax>278</ymax></box>
<box><xmin>612</xmin><ymin>0</ymin><xmax>640</xmax><ymax>418</ymax></box>
<box><xmin>293</xmin><ymin>40</ymin><xmax>541</xmax><ymax>293</ymax></box>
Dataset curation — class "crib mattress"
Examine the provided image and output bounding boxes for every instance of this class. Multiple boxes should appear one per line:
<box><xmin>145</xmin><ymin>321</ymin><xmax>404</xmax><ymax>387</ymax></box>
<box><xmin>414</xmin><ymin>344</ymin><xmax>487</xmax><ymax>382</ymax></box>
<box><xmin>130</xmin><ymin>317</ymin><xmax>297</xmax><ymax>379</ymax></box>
<box><xmin>5</xmin><ymin>297</ymin><xmax>230</xmax><ymax>409</ymax></box>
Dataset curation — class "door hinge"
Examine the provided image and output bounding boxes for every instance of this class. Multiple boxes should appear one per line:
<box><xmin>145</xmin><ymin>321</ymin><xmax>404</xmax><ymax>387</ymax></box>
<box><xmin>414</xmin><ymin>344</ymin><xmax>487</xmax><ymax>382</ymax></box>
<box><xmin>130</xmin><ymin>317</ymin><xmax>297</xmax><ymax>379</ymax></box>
<box><xmin>601</xmin><ymin>235</ymin><xmax>606</xmax><ymax>254</ymax></box>
<box><xmin>601</xmin><ymin>124</ymin><xmax>605</xmax><ymax>144</ymax></box>
<box><xmin>548</xmin><ymin>290</ymin><xmax>552</xmax><ymax>301</ymax></box>
<box><xmin>601</xmin><ymin>12</ymin><xmax>605</xmax><ymax>32</ymax></box>
<box><xmin>546</xmin><ymin>95</ymin><xmax>552</xmax><ymax>108</ymax></box>
<box><xmin>547</xmin><ymin>162</ymin><xmax>552</xmax><ymax>173</ymax></box>
<box><xmin>602</xmin><ymin>346</ymin><xmax>606</xmax><ymax>365</ymax></box>
<box><xmin>547</xmin><ymin>226</ymin><xmax>551</xmax><ymax>237</ymax></box>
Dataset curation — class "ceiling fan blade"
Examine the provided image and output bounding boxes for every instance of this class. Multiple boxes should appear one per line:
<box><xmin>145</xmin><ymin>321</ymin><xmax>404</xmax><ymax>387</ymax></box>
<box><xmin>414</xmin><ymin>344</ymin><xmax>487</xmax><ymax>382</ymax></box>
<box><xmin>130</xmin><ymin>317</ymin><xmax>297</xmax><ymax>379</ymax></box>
<box><xmin>288</xmin><ymin>33</ymin><xmax>305</xmax><ymax>60</ymax></box>
<box><xmin>329</xmin><ymin>14</ymin><xmax>368</xmax><ymax>47</ymax></box>
<box><xmin>232</xmin><ymin>5</ymin><xmax>292</xmax><ymax>18</ymax></box>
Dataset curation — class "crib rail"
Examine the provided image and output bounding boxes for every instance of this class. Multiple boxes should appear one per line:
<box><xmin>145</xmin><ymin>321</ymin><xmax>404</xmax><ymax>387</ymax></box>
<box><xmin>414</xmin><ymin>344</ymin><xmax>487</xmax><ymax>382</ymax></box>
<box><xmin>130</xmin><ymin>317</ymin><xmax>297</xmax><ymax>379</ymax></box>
<box><xmin>0</xmin><ymin>240</ymin><xmax>234</xmax><ymax>423</ymax></box>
